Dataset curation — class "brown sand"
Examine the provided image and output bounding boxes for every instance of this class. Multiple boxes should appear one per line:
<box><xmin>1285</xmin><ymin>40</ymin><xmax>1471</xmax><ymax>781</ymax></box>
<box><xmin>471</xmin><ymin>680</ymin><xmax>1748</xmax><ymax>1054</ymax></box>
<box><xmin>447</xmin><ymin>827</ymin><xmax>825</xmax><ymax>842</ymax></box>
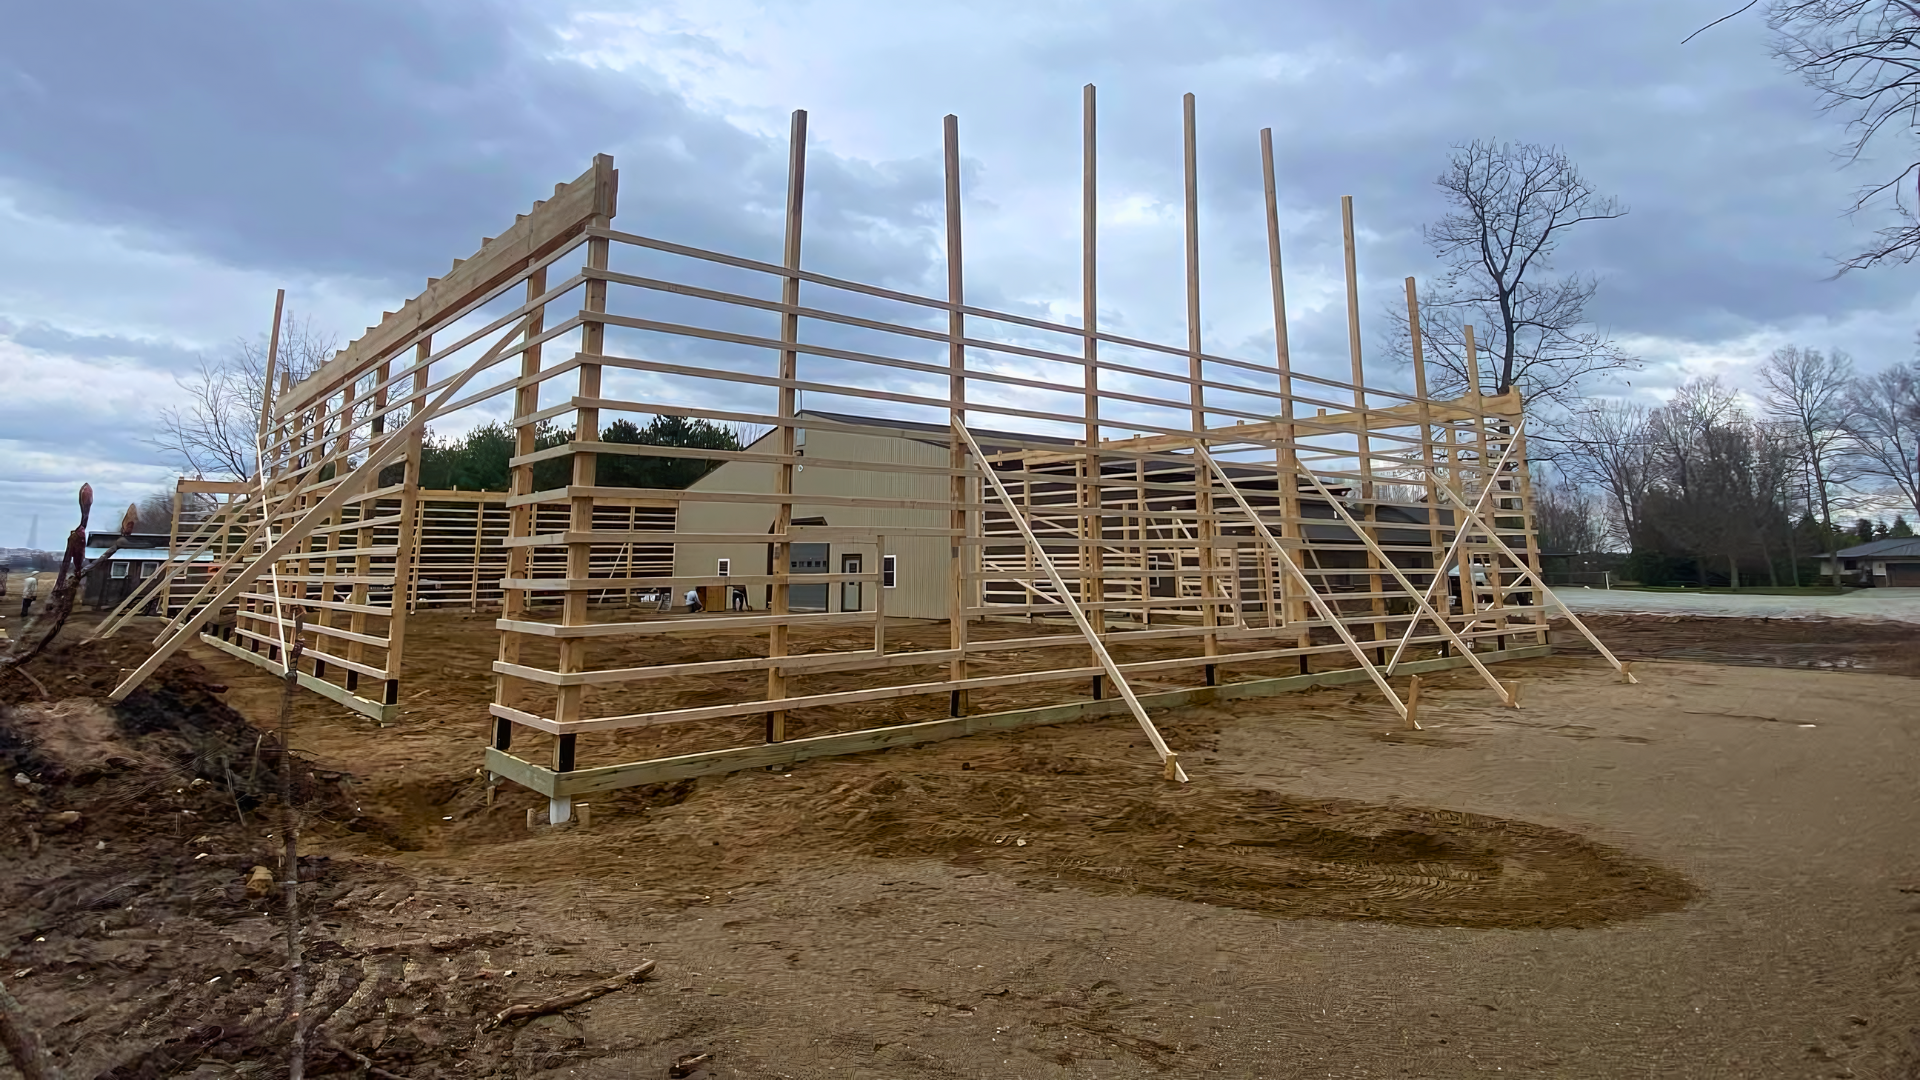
<box><xmin>0</xmin><ymin>611</ymin><xmax>1915</xmax><ymax>1077</ymax></box>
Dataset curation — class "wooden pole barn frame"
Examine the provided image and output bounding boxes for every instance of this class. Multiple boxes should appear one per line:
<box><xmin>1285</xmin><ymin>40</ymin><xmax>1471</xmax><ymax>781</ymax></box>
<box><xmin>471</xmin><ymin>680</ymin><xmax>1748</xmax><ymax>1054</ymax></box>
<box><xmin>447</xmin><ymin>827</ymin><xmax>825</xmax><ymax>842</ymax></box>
<box><xmin>109</xmin><ymin>90</ymin><xmax>1634</xmax><ymax>821</ymax></box>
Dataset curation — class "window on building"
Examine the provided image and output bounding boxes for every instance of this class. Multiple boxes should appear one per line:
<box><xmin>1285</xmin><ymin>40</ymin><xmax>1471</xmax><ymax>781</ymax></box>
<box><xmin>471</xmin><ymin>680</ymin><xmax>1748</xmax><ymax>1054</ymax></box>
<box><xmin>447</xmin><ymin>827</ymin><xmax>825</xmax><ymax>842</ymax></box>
<box><xmin>141</xmin><ymin>561</ymin><xmax>158</xmax><ymax>577</ymax></box>
<box><xmin>110</xmin><ymin>561</ymin><xmax>130</xmax><ymax>579</ymax></box>
<box><xmin>716</xmin><ymin>558</ymin><xmax>731</xmax><ymax>576</ymax></box>
<box><xmin>883</xmin><ymin>554</ymin><xmax>897</xmax><ymax>588</ymax></box>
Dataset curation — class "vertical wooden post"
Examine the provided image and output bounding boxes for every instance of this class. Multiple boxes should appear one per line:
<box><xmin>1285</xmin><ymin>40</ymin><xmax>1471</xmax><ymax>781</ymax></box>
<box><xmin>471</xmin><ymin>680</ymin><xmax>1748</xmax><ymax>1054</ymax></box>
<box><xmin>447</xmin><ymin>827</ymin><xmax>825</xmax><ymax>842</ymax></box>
<box><xmin>257</xmin><ymin>290</ymin><xmax>286</xmax><ymax>439</ymax></box>
<box><xmin>1464</xmin><ymin>325</ymin><xmax>1504</xmax><ymax>642</ymax></box>
<box><xmin>468</xmin><ymin>500</ymin><xmax>486</xmax><ymax>612</ymax></box>
<box><xmin>767</xmin><ymin>110</ymin><xmax>806</xmax><ymax>743</ymax></box>
<box><xmin>1510</xmin><ymin>418</ymin><xmax>1548</xmax><ymax>644</ymax></box>
<box><xmin>1405</xmin><ymin>277</ymin><xmax>1447</xmax><ymax>627</ymax></box>
<box><xmin>497</xmin><ymin>270</ymin><xmax>546</xmax><ymax>748</ymax></box>
<box><xmin>874</xmin><ymin>533</ymin><xmax>888</xmax><ymax>655</ymax></box>
<box><xmin>383</xmin><ymin>339</ymin><xmax>428</xmax><ymax>707</ymax></box>
<box><xmin>164</xmin><ymin>485</ymin><xmax>183</xmax><ymax>615</ymax></box>
<box><xmin>1081</xmin><ymin>84</ymin><xmax>1104</xmax><ymax>666</ymax></box>
<box><xmin>552</xmin><ymin>168</ymin><xmax>614</xmax><ymax>795</ymax></box>
<box><xmin>1341</xmin><ymin>195</ymin><xmax>1387</xmax><ymax>659</ymax></box>
<box><xmin>1260</xmin><ymin>127</ymin><xmax>1308</xmax><ymax>651</ymax></box>
<box><xmin>1183</xmin><ymin>93</ymin><xmax>1218</xmax><ymax>683</ymax></box>
<box><xmin>1128</xmin><ymin>453</ymin><xmax>1144</xmax><ymax>622</ymax></box>
<box><xmin>348</xmin><ymin>360</ymin><xmax>391</xmax><ymax>690</ymax></box>
<box><xmin>945</xmin><ymin>112</ymin><xmax>972</xmax><ymax>716</ymax></box>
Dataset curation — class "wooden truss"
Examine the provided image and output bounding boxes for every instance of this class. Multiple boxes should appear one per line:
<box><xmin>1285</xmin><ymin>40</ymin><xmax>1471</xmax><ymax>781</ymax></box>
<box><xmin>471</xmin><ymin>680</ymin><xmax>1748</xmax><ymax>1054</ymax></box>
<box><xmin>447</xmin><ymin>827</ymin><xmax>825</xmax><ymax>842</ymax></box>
<box><xmin>110</xmin><ymin>90</ymin><xmax>1633</xmax><ymax>817</ymax></box>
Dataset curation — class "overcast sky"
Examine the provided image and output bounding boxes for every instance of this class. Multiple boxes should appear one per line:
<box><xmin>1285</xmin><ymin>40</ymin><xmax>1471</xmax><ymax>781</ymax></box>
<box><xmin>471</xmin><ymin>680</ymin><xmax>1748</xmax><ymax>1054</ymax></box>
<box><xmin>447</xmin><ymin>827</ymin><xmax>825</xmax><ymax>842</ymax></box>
<box><xmin>2</xmin><ymin>0</ymin><xmax>1915</xmax><ymax>547</ymax></box>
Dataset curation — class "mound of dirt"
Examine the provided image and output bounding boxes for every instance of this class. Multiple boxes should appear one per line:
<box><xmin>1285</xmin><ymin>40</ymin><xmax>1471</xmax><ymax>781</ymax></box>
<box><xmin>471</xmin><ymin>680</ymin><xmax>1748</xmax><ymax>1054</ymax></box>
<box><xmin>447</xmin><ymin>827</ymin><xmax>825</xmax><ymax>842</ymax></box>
<box><xmin>0</xmin><ymin>638</ymin><xmax>628</xmax><ymax>1079</ymax></box>
<box><xmin>807</xmin><ymin>770</ymin><xmax>1695</xmax><ymax>929</ymax></box>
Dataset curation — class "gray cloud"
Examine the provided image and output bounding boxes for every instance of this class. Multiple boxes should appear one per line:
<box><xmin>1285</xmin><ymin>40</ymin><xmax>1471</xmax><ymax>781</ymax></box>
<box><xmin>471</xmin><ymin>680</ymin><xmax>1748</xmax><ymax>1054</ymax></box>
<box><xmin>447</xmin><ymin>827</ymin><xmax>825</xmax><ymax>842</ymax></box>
<box><xmin>4</xmin><ymin>0</ymin><xmax>1919</xmax><ymax>546</ymax></box>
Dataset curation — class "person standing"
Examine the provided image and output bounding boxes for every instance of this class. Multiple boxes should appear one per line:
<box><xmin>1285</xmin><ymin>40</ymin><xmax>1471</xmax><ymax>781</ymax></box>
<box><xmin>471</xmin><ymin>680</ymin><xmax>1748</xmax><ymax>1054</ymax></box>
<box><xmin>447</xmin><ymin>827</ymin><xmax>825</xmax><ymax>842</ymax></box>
<box><xmin>731</xmin><ymin>585</ymin><xmax>747</xmax><ymax>611</ymax></box>
<box><xmin>19</xmin><ymin>571</ymin><xmax>39</xmax><ymax>618</ymax></box>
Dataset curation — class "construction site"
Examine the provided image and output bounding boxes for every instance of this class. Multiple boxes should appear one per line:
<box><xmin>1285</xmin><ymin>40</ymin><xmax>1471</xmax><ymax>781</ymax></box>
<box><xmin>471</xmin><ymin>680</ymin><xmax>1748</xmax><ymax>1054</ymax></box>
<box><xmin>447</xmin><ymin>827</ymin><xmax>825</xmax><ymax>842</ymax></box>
<box><xmin>2</xmin><ymin>90</ymin><xmax>1917</xmax><ymax>1079</ymax></box>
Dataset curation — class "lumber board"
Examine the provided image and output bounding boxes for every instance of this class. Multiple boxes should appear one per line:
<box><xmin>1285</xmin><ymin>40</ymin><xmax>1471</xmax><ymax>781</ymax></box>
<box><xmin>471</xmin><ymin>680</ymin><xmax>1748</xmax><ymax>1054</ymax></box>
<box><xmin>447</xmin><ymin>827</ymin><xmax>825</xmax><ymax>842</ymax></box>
<box><xmin>488</xmin><ymin>645</ymin><xmax>1555</xmax><ymax>796</ymax></box>
<box><xmin>198</xmin><ymin>632</ymin><xmax>399</xmax><ymax>724</ymax></box>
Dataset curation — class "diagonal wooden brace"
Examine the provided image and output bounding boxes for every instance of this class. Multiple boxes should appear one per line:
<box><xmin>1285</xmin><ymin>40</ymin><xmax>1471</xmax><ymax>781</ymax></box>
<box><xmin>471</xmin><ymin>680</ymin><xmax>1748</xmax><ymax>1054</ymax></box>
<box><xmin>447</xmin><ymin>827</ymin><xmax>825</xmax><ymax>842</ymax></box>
<box><xmin>109</xmin><ymin>314</ymin><xmax>536</xmax><ymax>703</ymax></box>
<box><xmin>954</xmin><ymin>420</ymin><xmax>1189</xmax><ymax>782</ymax></box>
<box><xmin>1190</xmin><ymin>443</ymin><xmax>1411</xmax><ymax>723</ymax></box>
<box><xmin>1292</xmin><ymin>467</ymin><xmax>1517</xmax><ymax>707</ymax></box>
<box><xmin>1431</xmin><ymin>479</ymin><xmax>1638</xmax><ymax>684</ymax></box>
<box><xmin>1382</xmin><ymin>430</ymin><xmax>1522</xmax><ymax>672</ymax></box>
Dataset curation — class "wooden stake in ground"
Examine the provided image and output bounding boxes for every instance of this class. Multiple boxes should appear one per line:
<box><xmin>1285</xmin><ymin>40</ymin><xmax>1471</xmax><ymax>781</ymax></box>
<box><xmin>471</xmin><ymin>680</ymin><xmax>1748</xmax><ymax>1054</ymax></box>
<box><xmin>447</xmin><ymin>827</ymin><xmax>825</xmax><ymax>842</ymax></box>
<box><xmin>278</xmin><ymin>609</ymin><xmax>308</xmax><ymax>1080</ymax></box>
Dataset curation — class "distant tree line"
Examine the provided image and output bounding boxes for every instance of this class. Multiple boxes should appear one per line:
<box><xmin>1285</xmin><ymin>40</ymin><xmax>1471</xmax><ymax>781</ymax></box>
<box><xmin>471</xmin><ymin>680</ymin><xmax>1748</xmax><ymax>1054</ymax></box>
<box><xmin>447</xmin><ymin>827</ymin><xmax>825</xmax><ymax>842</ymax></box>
<box><xmin>1548</xmin><ymin>350</ymin><xmax>1920</xmax><ymax>586</ymax></box>
<box><xmin>378</xmin><ymin>414</ymin><xmax>748</xmax><ymax>493</ymax></box>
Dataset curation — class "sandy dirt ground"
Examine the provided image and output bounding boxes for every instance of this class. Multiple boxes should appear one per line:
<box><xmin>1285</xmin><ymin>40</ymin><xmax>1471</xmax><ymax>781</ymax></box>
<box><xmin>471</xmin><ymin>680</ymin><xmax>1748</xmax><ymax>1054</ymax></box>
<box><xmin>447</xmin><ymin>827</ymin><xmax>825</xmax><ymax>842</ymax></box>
<box><xmin>1</xmin><ymin>611</ymin><xmax>1916</xmax><ymax>1078</ymax></box>
<box><xmin>1557</xmin><ymin>585</ymin><xmax>1920</xmax><ymax>624</ymax></box>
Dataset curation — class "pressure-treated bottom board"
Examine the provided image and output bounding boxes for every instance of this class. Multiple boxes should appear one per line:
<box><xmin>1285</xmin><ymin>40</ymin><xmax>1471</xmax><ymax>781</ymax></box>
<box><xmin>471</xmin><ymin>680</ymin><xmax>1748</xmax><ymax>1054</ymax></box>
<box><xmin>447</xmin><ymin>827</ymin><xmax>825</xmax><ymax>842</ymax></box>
<box><xmin>197</xmin><ymin>631</ymin><xmax>401</xmax><ymax>725</ymax></box>
<box><xmin>485</xmin><ymin>644</ymin><xmax>1553</xmax><ymax>797</ymax></box>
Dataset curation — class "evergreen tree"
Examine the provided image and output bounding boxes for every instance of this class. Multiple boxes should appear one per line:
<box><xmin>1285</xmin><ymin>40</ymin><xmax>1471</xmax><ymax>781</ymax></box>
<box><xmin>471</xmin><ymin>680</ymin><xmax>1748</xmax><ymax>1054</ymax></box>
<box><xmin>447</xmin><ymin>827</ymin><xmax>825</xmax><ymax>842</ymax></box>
<box><xmin>1854</xmin><ymin>518</ymin><xmax>1878</xmax><ymax>542</ymax></box>
<box><xmin>596</xmin><ymin>415</ymin><xmax>741</xmax><ymax>489</ymax></box>
<box><xmin>1890</xmin><ymin>515</ymin><xmax>1915</xmax><ymax>538</ymax></box>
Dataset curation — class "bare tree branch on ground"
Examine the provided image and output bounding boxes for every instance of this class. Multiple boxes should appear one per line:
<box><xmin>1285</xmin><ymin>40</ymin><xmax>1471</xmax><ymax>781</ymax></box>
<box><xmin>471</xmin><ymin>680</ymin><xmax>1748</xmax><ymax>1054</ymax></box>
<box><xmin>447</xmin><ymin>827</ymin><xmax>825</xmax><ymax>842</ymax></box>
<box><xmin>1398</xmin><ymin>140</ymin><xmax>1638</xmax><ymax>415</ymax></box>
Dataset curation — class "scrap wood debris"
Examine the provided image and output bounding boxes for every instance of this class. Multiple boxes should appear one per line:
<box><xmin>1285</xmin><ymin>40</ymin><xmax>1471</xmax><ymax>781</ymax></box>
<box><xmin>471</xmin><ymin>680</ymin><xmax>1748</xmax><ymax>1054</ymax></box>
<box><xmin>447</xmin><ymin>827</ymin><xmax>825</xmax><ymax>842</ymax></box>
<box><xmin>486</xmin><ymin>960</ymin><xmax>656</xmax><ymax>1030</ymax></box>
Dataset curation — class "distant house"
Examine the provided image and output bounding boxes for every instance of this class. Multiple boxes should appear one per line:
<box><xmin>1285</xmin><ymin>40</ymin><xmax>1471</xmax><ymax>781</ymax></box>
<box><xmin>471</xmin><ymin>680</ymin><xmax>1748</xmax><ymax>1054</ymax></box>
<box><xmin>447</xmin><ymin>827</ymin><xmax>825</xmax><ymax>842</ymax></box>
<box><xmin>1819</xmin><ymin>537</ymin><xmax>1920</xmax><ymax>588</ymax></box>
<box><xmin>80</xmin><ymin>532</ymin><xmax>175</xmax><ymax>612</ymax></box>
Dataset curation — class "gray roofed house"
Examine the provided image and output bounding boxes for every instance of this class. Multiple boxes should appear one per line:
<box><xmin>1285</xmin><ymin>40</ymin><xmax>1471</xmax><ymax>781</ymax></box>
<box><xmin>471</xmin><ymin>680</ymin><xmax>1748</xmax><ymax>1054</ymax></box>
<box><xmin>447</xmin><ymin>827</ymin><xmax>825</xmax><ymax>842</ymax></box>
<box><xmin>1820</xmin><ymin>537</ymin><xmax>1920</xmax><ymax>588</ymax></box>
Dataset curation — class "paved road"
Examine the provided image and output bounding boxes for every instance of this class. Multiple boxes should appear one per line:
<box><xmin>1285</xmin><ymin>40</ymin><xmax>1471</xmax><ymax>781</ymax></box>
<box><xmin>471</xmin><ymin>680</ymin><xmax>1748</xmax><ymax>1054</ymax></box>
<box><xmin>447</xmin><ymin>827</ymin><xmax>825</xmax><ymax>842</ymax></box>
<box><xmin>1553</xmin><ymin>586</ymin><xmax>1920</xmax><ymax>625</ymax></box>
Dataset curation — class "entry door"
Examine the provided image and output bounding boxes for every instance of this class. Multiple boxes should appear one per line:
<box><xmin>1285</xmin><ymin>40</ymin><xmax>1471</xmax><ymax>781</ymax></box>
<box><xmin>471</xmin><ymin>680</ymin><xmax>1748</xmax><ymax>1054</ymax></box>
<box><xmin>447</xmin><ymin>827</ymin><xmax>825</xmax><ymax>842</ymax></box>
<box><xmin>789</xmin><ymin>543</ymin><xmax>830</xmax><ymax>612</ymax></box>
<box><xmin>840</xmin><ymin>553</ymin><xmax>863</xmax><ymax>612</ymax></box>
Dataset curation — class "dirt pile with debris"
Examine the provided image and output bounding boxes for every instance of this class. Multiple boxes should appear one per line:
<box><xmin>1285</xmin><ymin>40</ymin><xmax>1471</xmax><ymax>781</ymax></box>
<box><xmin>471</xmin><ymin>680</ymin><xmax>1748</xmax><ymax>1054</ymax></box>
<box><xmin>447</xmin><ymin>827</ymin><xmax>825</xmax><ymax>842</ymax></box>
<box><xmin>0</xmin><ymin>638</ymin><xmax>670</xmax><ymax>1079</ymax></box>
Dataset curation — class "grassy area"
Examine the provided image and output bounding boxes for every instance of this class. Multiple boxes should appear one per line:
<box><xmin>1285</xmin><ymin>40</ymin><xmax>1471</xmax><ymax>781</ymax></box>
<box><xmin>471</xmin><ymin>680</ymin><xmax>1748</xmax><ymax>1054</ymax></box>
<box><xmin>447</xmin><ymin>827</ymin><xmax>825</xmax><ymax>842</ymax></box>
<box><xmin>1607</xmin><ymin>584</ymin><xmax>1855</xmax><ymax>596</ymax></box>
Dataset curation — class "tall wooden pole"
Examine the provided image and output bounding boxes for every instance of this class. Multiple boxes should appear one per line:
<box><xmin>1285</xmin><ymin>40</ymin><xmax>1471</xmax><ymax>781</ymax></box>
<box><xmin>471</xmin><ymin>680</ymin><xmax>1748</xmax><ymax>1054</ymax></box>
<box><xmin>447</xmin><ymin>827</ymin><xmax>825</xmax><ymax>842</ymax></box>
<box><xmin>1260</xmin><ymin>128</ymin><xmax>1308</xmax><ymax>662</ymax></box>
<box><xmin>257</xmin><ymin>289</ymin><xmax>286</xmax><ymax>440</ymax></box>
<box><xmin>1081</xmin><ymin>83</ymin><xmax>1105</xmax><ymax>694</ymax></box>
<box><xmin>1405</xmin><ymin>277</ymin><xmax>1448</xmax><ymax>622</ymax></box>
<box><xmin>767</xmin><ymin>109</ymin><xmax>807</xmax><ymax>743</ymax></box>
<box><xmin>1184</xmin><ymin>93</ymin><xmax>1219</xmax><ymax>681</ymax></box>
<box><xmin>945</xmin><ymin>113</ymin><xmax>971</xmax><ymax>716</ymax></box>
<box><xmin>1342</xmin><ymin>196</ymin><xmax>1386</xmax><ymax>655</ymax></box>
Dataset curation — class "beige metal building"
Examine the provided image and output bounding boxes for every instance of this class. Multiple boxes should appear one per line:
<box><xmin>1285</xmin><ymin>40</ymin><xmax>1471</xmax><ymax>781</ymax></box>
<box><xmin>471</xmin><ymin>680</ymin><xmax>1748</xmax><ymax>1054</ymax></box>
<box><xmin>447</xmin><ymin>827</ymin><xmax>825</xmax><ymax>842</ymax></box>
<box><xmin>673</xmin><ymin>411</ymin><xmax>1056</xmax><ymax>618</ymax></box>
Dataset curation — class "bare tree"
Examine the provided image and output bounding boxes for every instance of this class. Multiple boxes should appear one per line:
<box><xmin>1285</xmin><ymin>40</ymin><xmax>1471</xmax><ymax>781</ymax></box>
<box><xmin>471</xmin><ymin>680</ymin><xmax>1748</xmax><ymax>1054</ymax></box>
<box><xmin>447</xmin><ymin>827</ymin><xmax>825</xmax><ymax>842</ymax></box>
<box><xmin>1771</xmin><ymin>1</ymin><xmax>1920</xmax><ymax>271</ymax></box>
<box><xmin>1758</xmin><ymin>345</ymin><xmax>1858</xmax><ymax>582</ymax></box>
<box><xmin>1844</xmin><ymin>358</ymin><xmax>1920</xmax><ymax>512</ymax></box>
<box><xmin>153</xmin><ymin>314</ymin><xmax>334</xmax><ymax>480</ymax></box>
<box><xmin>1531</xmin><ymin>467</ymin><xmax>1605</xmax><ymax>554</ymax></box>
<box><xmin>1405</xmin><ymin>141</ymin><xmax>1638</xmax><ymax>412</ymax></box>
<box><xmin>1560</xmin><ymin>399</ymin><xmax>1655</xmax><ymax>548</ymax></box>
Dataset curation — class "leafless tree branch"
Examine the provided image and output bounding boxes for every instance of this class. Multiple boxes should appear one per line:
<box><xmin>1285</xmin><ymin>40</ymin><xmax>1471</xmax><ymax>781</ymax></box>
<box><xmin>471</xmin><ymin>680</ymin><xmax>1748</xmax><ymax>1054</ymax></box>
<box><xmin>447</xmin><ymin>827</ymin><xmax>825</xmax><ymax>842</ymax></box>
<box><xmin>1395</xmin><ymin>141</ymin><xmax>1637</xmax><ymax>416</ymax></box>
<box><xmin>1770</xmin><ymin>0</ymin><xmax>1920</xmax><ymax>270</ymax></box>
<box><xmin>152</xmin><ymin>314</ymin><xmax>334</xmax><ymax>480</ymax></box>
